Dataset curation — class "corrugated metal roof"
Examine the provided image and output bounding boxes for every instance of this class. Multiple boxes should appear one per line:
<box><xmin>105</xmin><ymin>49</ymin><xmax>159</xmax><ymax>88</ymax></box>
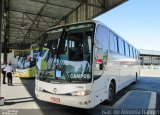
<box><xmin>2</xmin><ymin>0</ymin><xmax>127</xmax><ymax>49</ymax></box>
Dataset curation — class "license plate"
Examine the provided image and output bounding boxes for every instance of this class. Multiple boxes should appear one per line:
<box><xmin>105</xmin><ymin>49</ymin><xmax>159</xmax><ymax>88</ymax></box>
<box><xmin>50</xmin><ymin>97</ymin><xmax>60</xmax><ymax>103</ymax></box>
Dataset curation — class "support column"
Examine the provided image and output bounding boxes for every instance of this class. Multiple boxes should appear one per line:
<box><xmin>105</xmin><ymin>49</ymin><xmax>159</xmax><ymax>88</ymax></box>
<box><xmin>142</xmin><ymin>56</ymin><xmax>144</xmax><ymax>69</ymax></box>
<box><xmin>0</xmin><ymin>0</ymin><xmax>5</xmax><ymax>106</ymax></box>
<box><xmin>3</xmin><ymin>31</ymin><xmax>8</xmax><ymax>63</ymax></box>
<box><xmin>3</xmin><ymin>0</ymin><xmax>8</xmax><ymax>63</ymax></box>
<box><xmin>150</xmin><ymin>56</ymin><xmax>152</xmax><ymax>69</ymax></box>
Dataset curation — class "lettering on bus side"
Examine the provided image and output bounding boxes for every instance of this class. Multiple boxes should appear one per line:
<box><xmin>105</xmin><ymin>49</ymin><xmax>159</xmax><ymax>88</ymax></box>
<box><xmin>69</xmin><ymin>74</ymin><xmax>90</xmax><ymax>79</ymax></box>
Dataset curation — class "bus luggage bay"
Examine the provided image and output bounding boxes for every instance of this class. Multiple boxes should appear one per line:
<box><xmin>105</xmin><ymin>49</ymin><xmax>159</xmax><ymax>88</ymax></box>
<box><xmin>35</xmin><ymin>21</ymin><xmax>140</xmax><ymax>108</ymax></box>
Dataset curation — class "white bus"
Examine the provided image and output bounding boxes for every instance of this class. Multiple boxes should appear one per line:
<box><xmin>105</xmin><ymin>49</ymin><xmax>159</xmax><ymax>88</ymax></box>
<box><xmin>35</xmin><ymin>21</ymin><xmax>140</xmax><ymax>108</ymax></box>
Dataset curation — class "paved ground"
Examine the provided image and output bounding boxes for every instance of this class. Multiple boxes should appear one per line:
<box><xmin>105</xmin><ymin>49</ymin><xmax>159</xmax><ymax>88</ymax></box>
<box><xmin>0</xmin><ymin>69</ymin><xmax>160</xmax><ymax>115</ymax></box>
<box><xmin>140</xmin><ymin>69</ymin><xmax>160</xmax><ymax>77</ymax></box>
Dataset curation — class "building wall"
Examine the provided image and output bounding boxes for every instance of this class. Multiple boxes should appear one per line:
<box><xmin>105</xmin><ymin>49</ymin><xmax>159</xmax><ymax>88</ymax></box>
<box><xmin>141</xmin><ymin>55</ymin><xmax>160</xmax><ymax>69</ymax></box>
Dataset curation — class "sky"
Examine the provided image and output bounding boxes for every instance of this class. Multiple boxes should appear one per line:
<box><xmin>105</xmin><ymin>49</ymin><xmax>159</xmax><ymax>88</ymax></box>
<box><xmin>94</xmin><ymin>0</ymin><xmax>160</xmax><ymax>51</ymax></box>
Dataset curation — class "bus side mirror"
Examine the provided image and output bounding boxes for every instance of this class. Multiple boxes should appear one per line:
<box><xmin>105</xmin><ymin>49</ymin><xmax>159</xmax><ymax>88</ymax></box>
<box><xmin>96</xmin><ymin>58</ymin><xmax>103</xmax><ymax>64</ymax></box>
<box><xmin>96</xmin><ymin>58</ymin><xmax>103</xmax><ymax>70</ymax></box>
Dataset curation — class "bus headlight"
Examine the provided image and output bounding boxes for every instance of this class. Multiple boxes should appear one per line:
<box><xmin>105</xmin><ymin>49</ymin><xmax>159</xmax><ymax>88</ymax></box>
<box><xmin>35</xmin><ymin>74</ymin><xmax>38</xmax><ymax>77</ymax></box>
<box><xmin>71</xmin><ymin>90</ymin><xmax>91</xmax><ymax>96</ymax></box>
<box><xmin>37</xmin><ymin>87</ymin><xmax>43</xmax><ymax>92</ymax></box>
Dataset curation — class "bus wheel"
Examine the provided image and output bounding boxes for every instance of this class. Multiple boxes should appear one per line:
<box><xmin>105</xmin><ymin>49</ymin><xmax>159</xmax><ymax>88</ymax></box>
<box><xmin>133</xmin><ymin>72</ymin><xmax>138</xmax><ymax>84</ymax></box>
<box><xmin>104</xmin><ymin>81</ymin><xmax>115</xmax><ymax>104</ymax></box>
<box><xmin>108</xmin><ymin>82</ymin><xmax>115</xmax><ymax>102</ymax></box>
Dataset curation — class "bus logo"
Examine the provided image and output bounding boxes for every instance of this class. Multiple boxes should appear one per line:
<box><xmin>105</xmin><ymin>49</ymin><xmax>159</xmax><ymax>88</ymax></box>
<box><xmin>53</xmin><ymin>88</ymin><xmax>57</xmax><ymax>94</ymax></box>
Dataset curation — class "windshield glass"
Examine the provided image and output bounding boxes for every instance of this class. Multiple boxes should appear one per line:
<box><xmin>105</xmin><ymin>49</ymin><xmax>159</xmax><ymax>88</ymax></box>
<box><xmin>39</xmin><ymin>48</ymin><xmax>48</xmax><ymax>57</ymax></box>
<box><xmin>17</xmin><ymin>52</ymin><xmax>37</xmax><ymax>69</ymax></box>
<box><xmin>17</xmin><ymin>57</ymin><xmax>30</xmax><ymax>69</ymax></box>
<box><xmin>37</xmin><ymin>23</ymin><xmax>95</xmax><ymax>83</ymax></box>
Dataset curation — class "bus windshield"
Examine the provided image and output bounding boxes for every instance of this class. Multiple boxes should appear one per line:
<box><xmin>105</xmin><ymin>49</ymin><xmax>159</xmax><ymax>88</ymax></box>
<box><xmin>17</xmin><ymin>57</ymin><xmax>33</xmax><ymax>69</ymax></box>
<box><xmin>37</xmin><ymin>23</ymin><xmax>95</xmax><ymax>83</ymax></box>
<box><xmin>39</xmin><ymin>48</ymin><xmax>48</xmax><ymax>57</ymax></box>
<box><xmin>17</xmin><ymin>49</ymin><xmax>38</xmax><ymax>69</ymax></box>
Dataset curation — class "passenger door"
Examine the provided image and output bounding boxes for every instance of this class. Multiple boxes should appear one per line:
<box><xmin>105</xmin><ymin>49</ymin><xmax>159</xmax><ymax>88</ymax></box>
<box><xmin>93</xmin><ymin>25</ymin><xmax>109</xmax><ymax>105</ymax></box>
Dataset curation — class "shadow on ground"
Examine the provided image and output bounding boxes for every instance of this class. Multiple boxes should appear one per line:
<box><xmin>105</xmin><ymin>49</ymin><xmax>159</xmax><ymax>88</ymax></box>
<box><xmin>20</xmin><ymin>78</ymin><xmax>94</xmax><ymax>115</ymax></box>
<box><xmin>19</xmin><ymin>76</ymin><xmax>160</xmax><ymax>115</ymax></box>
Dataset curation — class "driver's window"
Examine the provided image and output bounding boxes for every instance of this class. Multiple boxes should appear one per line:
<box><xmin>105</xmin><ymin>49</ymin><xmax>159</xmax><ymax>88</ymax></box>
<box><xmin>94</xmin><ymin>25</ymin><xmax>109</xmax><ymax>80</ymax></box>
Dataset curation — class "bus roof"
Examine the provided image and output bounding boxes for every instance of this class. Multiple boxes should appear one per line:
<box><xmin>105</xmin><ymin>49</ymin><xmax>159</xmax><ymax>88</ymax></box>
<box><xmin>43</xmin><ymin>20</ymin><xmax>139</xmax><ymax>52</ymax></box>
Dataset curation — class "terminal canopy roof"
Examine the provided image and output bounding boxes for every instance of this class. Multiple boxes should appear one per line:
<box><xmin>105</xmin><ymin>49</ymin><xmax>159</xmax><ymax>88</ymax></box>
<box><xmin>139</xmin><ymin>49</ymin><xmax>160</xmax><ymax>57</ymax></box>
<box><xmin>2</xmin><ymin>0</ymin><xmax>127</xmax><ymax>49</ymax></box>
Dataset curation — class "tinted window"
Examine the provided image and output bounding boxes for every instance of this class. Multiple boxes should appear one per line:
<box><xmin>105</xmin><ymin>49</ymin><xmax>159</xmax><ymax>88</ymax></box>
<box><xmin>110</xmin><ymin>31</ymin><xmax>114</xmax><ymax>51</ymax></box>
<box><xmin>110</xmin><ymin>31</ymin><xmax>118</xmax><ymax>52</ymax></box>
<box><xmin>133</xmin><ymin>48</ymin><xmax>136</xmax><ymax>58</ymax></box>
<box><xmin>39</xmin><ymin>50</ymin><xmax>47</xmax><ymax>57</ymax></box>
<box><xmin>113</xmin><ymin>35</ymin><xmax>118</xmax><ymax>52</ymax></box>
<box><xmin>125</xmin><ymin>42</ymin><xmax>129</xmax><ymax>56</ymax></box>
<box><xmin>96</xmin><ymin>25</ymin><xmax>109</xmax><ymax>51</ymax></box>
<box><xmin>132</xmin><ymin>48</ymin><xmax>134</xmax><ymax>58</ymax></box>
<box><xmin>135</xmin><ymin>50</ymin><xmax>137</xmax><ymax>58</ymax></box>
<box><xmin>136</xmin><ymin>50</ymin><xmax>139</xmax><ymax>59</ymax></box>
<box><xmin>118</xmin><ymin>38</ymin><xmax>125</xmax><ymax>55</ymax></box>
<box><xmin>129</xmin><ymin>46</ymin><xmax>133</xmax><ymax>57</ymax></box>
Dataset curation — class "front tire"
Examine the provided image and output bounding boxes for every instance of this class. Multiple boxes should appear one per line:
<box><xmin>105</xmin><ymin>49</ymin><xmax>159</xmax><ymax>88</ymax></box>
<box><xmin>108</xmin><ymin>82</ymin><xmax>115</xmax><ymax>102</ymax></box>
<box><xmin>104</xmin><ymin>81</ymin><xmax>115</xmax><ymax>104</ymax></box>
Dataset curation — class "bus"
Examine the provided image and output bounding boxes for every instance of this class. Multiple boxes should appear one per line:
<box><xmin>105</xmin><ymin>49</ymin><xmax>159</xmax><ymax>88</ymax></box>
<box><xmin>35</xmin><ymin>21</ymin><xmax>140</xmax><ymax>108</ymax></box>
<box><xmin>15</xmin><ymin>46</ymin><xmax>39</xmax><ymax>78</ymax></box>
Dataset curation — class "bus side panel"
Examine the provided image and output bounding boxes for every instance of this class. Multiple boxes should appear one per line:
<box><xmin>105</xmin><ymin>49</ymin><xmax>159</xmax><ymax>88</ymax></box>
<box><xmin>118</xmin><ymin>56</ymin><xmax>139</xmax><ymax>91</ymax></box>
<box><xmin>93</xmin><ymin>75</ymin><xmax>108</xmax><ymax>106</ymax></box>
<box><xmin>106</xmin><ymin>52</ymin><xmax>120</xmax><ymax>92</ymax></box>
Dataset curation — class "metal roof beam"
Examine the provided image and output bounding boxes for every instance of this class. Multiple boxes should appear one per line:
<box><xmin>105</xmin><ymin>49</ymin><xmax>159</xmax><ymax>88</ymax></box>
<box><xmin>39</xmin><ymin>16</ymin><xmax>51</xmax><ymax>28</ymax></box>
<box><xmin>27</xmin><ymin>31</ymin><xmax>39</xmax><ymax>40</ymax></box>
<box><xmin>22</xmin><ymin>0</ymin><xmax>49</xmax><ymax>43</ymax></box>
<box><xmin>31</xmin><ymin>0</ymin><xmax>74</xmax><ymax>10</ymax></box>
<box><xmin>9</xmin><ymin>12</ymin><xmax>40</xmax><ymax>40</ymax></box>
<box><xmin>8</xmin><ymin>13</ymin><xmax>29</xmax><ymax>37</ymax></box>
<box><xmin>9</xmin><ymin>9</ymin><xmax>59</xmax><ymax>19</ymax></box>
<box><xmin>32</xmin><ymin>32</ymin><xmax>44</xmax><ymax>44</ymax></box>
<box><xmin>24</xmin><ymin>13</ymin><xmax>35</xmax><ymax>23</ymax></box>
<box><xmin>8</xmin><ymin>26</ymin><xmax>44</xmax><ymax>32</ymax></box>
<box><xmin>70</xmin><ymin>0</ymin><xmax>104</xmax><ymax>9</ymax></box>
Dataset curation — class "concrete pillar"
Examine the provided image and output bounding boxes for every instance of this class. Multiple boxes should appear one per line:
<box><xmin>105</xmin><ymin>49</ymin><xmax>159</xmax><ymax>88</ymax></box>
<box><xmin>3</xmin><ymin>31</ymin><xmax>8</xmax><ymax>63</ymax></box>
<box><xmin>3</xmin><ymin>0</ymin><xmax>8</xmax><ymax>63</ymax></box>
<box><xmin>142</xmin><ymin>56</ymin><xmax>144</xmax><ymax>69</ymax></box>
<box><xmin>0</xmin><ymin>0</ymin><xmax>5</xmax><ymax>105</ymax></box>
<box><xmin>0</xmin><ymin>0</ymin><xmax>3</xmax><ymax>67</ymax></box>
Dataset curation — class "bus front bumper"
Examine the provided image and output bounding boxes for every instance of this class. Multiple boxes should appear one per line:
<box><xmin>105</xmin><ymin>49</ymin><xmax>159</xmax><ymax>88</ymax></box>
<box><xmin>35</xmin><ymin>89</ymin><xmax>93</xmax><ymax>109</ymax></box>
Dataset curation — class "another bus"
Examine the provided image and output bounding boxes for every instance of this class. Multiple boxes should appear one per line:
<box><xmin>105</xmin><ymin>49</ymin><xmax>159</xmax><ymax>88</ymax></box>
<box><xmin>35</xmin><ymin>21</ymin><xmax>140</xmax><ymax>108</ymax></box>
<box><xmin>15</xmin><ymin>46</ymin><xmax>38</xmax><ymax>78</ymax></box>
